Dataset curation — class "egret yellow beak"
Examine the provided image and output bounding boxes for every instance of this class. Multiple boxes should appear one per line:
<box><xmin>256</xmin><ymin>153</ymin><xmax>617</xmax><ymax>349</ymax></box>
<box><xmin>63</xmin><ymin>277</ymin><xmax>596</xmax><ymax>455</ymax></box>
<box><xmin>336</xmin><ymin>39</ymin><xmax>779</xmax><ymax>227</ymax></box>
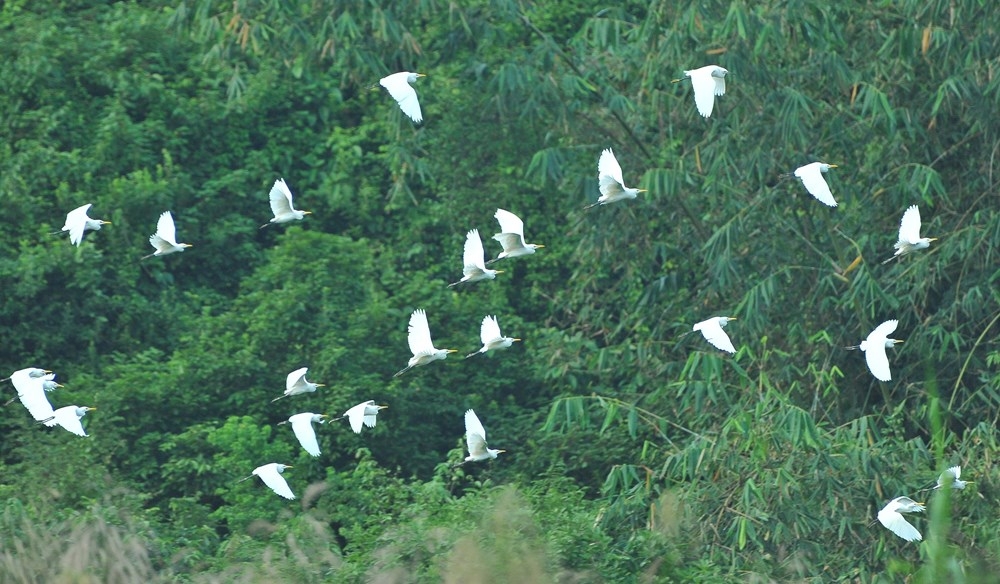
<box><xmin>894</xmin><ymin>340</ymin><xmax>905</xmax><ymax>344</ymax></box>
<box><xmin>315</xmin><ymin>383</ymin><xmax>326</xmax><ymax>387</ymax></box>
<box><xmin>512</xmin><ymin>338</ymin><xmax>522</xmax><ymax>342</ymax></box>
<box><xmin>182</xmin><ymin>244</ymin><xmax>193</xmax><ymax>248</ymax></box>
<box><xmin>497</xmin><ymin>449</ymin><xmax>507</xmax><ymax>453</ymax></box>
<box><xmin>495</xmin><ymin>270</ymin><xmax>505</xmax><ymax>274</ymax></box>
<box><xmin>304</xmin><ymin>211</ymin><xmax>313</xmax><ymax>215</ymax></box>
<box><xmin>828</xmin><ymin>164</ymin><xmax>839</xmax><ymax>168</ymax></box>
<box><xmin>378</xmin><ymin>405</ymin><xmax>389</xmax><ymax>410</ymax></box>
<box><xmin>447</xmin><ymin>349</ymin><xmax>458</xmax><ymax>353</ymax></box>
<box><xmin>101</xmin><ymin>220</ymin><xmax>112</xmax><ymax>225</ymax></box>
<box><xmin>728</xmin><ymin>317</ymin><xmax>738</xmax><ymax>320</ymax></box>
<box><xmin>928</xmin><ymin>237</ymin><xmax>939</xmax><ymax>242</ymax></box>
<box><xmin>88</xmin><ymin>407</ymin><xmax>97</xmax><ymax>410</ymax></box>
<box><xmin>416</xmin><ymin>73</ymin><xmax>427</xmax><ymax>78</ymax></box>
<box><xmin>637</xmin><ymin>189</ymin><xmax>648</xmax><ymax>193</ymax></box>
<box><xmin>536</xmin><ymin>244</ymin><xmax>545</xmax><ymax>248</ymax></box>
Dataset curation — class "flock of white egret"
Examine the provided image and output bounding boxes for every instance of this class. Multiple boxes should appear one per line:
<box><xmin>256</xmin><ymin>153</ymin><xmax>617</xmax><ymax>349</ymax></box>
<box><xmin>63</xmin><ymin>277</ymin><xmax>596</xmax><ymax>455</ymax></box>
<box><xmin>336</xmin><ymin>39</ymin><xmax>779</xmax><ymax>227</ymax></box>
<box><xmin>5</xmin><ymin>66</ymin><xmax>956</xmax><ymax>530</ymax></box>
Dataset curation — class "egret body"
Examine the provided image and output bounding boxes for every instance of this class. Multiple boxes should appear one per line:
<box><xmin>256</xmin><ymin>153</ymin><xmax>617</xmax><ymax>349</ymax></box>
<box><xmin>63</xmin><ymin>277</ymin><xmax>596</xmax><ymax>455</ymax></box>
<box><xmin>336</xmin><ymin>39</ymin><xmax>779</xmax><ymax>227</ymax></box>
<box><xmin>143</xmin><ymin>211</ymin><xmax>192</xmax><ymax>259</ymax></box>
<box><xmin>587</xmin><ymin>148</ymin><xmax>646</xmax><ymax>209</ymax></box>
<box><xmin>466</xmin><ymin>315</ymin><xmax>520</xmax><ymax>358</ymax></box>
<box><xmin>394</xmin><ymin>309</ymin><xmax>456</xmax><ymax>377</ymax></box>
<box><xmin>380</xmin><ymin>72</ymin><xmax>425</xmax><ymax>123</ymax></box>
<box><xmin>693</xmin><ymin>316</ymin><xmax>737</xmax><ymax>354</ymax></box>
<box><xmin>261</xmin><ymin>178</ymin><xmax>311</xmax><ymax>228</ymax></box>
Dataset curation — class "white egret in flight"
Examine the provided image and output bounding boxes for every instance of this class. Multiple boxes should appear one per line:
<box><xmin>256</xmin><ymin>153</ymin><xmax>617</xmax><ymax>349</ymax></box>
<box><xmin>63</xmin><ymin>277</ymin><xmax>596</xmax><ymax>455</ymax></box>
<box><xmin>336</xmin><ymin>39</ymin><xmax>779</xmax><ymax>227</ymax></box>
<box><xmin>673</xmin><ymin>65</ymin><xmax>728</xmax><ymax>118</ymax></box>
<box><xmin>341</xmin><ymin>400</ymin><xmax>387</xmax><ymax>434</ymax></box>
<box><xmin>793</xmin><ymin>162</ymin><xmax>839</xmax><ymax>207</ymax></box>
<box><xmin>278</xmin><ymin>413</ymin><xmax>327</xmax><ymax>457</ymax></box>
<box><xmin>9</xmin><ymin>368</ymin><xmax>55</xmax><ymax>421</ymax></box>
<box><xmin>846</xmin><ymin>320</ymin><xmax>902</xmax><ymax>382</ymax></box>
<box><xmin>934</xmin><ymin>466</ymin><xmax>969</xmax><ymax>490</ymax></box>
<box><xmin>380</xmin><ymin>72</ymin><xmax>425</xmax><ymax>123</ymax></box>
<box><xmin>488</xmin><ymin>209</ymin><xmax>543</xmax><ymax>263</ymax></box>
<box><xmin>693</xmin><ymin>316</ymin><xmax>737</xmax><ymax>354</ymax></box>
<box><xmin>271</xmin><ymin>368</ymin><xmax>325</xmax><ymax>402</ymax></box>
<box><xmin>60</xmin><ymin>204</ymin><xmax>110</xmax><ymax>246</ymax></box>
<box><xmin>457</xmin><ymin>409</ymin><xmax>505</xmax><ymax>465</ymax></box>
<box><xmin>239</xmin><ymin>463</ymin><xmax>295</xmax><ymax>500</ymax></box>
<box><xmin>394</xmin><ymin>309</ymin><xmax>456</xmax><ymax>377</ymax></box>
<box><xmin>876</xmin><ymin>496</ymin><xmax>924</xmax><ymax>542</ymax></box>
<box><xmin>586</xmin><ymin>148</ymin><xmax>646</xmax><ymax>209</ymax></box>
<box><xmin>449</xmin><ymin>229</ymin><xmax>503</xmax><ymax>287</ymax></box>
<box><xmin>466</xmin><ymin>315</ymin><xmax>520</xmax><ymax>358</ymax></box>
<box><xmin>142</xmin><ymin>211</ymin><xmax>192</xmax><ymax>259</ymax></box>
<box><xmin>261</xmin><ymin>178</ymin><xmax>311</xmax><ymax>228</ymax></box>
<box><xmin>883</xmin><ymin>205</ymin><xmax>936</xmax><ymax>264</ymax></box>
<box><xmin>42</xmin><ymin>406</ymin><xmax>96</xmax><ymax>437</ymax></box>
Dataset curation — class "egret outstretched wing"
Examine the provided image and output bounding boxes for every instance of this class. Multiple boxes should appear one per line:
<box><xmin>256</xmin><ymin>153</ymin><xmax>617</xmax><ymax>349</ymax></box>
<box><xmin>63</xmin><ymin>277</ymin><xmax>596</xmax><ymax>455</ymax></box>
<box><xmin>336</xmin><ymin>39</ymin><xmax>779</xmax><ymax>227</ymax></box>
<box><xmin>155</xmin><ymin>211</ymin><xmax>178</xmax><ymax>246</ymax></box>
<box><xmin>465</xmin><ymin>409</ymin><xmax>489</xmax><ymax>459</ymax></box>
<box><xmin>598</xmin><ymin>149</ymin><xmax>626</xmax><ymax>198</ymax></box>
<box><xmin>344</xmin><ymin>400</ymin><xmax>385</xmax><ymax>434</ymax></box>
<box><xmin>684</xmin><ymin>66</ymin><xmax>728</xmax><ymax>118</ymax></box>
<box><xmin>793</xmin><ymin>163</ymin><xmax>838</xmax><ymax>207</ymax></box>
<box><xmin>11</xmin><ymin>370</ymin><xmax>55</xmax><ymax>421</ymax></box>
<box><xmin>898</xmin><ymin>205</ymin><xmax>923</xmax><ymax>245</ymax></box>
<box><xmin>407</xmin><ymin>309</ymin><xmax>435</xmax><ymax>356</ymax></box>
<box><xmin>252</xmin><ymin>463</ymin><xmax>295</xmax><ymax>500</ymax></box>
<box><xmin>693</xmin><ymin>317</ymin><xmax>737</xmax><ymax>354</ymax></box>
<box><xmin>286</xmin><ymin>367</ymin><xmax>310</xmax><ymax>392</ymax></box>
<box><xmin>494</xmin><ymin>209</ymin><xmax>525</xmax><ymax>240</ymax></box>
<box><xmin>287</xmin><ymin>413</ymin><xmax>323</xmax><ymax>457</ymax></box>
<box><xmin>65</xmin><ymin>204</ymin><xmax>93</xmax><ymax>246</ymax></box>
<box><xmin>463</xmin><ymin>229</ymin><xmax>488</xmax><ymax>273</ymax></box>
<box><xmin>877</xmin><ymin>497</ymin><xmax>924</xmax><ymax>542</ymax></box>
<box><xmin>380</xmin><ymin>72</ymin><xmax>424</xmax><ymax>123</ymax></box>
<box><xmin>862</xmin><ymin>320</ymin><xmax>899</xmax><ymax>382</ymax></box>
<box><xmin>271</xmin><ymin>179</ymin><xmax>295</xmax><ymax>216</ymax></box>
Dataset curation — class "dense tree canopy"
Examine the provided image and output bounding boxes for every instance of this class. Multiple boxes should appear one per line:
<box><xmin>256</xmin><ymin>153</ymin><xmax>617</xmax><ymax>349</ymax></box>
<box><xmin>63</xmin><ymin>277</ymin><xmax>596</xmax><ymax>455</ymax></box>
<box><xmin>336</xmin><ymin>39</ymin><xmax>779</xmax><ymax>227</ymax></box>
<box><xmin>2</xmin><ymin>0</ymin><xmax>999</xmax><ymax>581</ymax></box>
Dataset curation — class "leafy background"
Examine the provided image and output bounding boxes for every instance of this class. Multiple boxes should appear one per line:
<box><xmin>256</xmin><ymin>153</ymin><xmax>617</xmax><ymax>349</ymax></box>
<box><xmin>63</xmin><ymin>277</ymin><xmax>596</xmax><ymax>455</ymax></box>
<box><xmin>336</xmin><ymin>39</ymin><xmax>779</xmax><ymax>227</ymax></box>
<box><xmin>1</xmin><ymin>0</ymin><xmax>999</xmax><ymax>581</ymax></box>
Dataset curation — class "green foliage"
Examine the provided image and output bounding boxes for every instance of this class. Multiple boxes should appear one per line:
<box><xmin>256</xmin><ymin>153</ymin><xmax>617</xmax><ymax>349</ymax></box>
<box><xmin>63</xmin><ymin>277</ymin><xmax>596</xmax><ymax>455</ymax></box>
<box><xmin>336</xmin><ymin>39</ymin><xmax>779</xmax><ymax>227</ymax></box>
<box><xmin>2</xmin><ymin>0</ymin><xmax>1000</xmax><ymax>581</ymax></box>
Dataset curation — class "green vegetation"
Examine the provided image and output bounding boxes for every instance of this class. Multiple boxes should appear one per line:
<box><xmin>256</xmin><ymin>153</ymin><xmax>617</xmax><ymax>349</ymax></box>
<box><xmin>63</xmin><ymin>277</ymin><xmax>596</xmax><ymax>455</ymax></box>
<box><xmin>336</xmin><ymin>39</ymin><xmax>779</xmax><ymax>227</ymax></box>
<box><xmin>2</xmin><ymin>0</ymin><xmax>999</xmax><ymax>581</ymax></box>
